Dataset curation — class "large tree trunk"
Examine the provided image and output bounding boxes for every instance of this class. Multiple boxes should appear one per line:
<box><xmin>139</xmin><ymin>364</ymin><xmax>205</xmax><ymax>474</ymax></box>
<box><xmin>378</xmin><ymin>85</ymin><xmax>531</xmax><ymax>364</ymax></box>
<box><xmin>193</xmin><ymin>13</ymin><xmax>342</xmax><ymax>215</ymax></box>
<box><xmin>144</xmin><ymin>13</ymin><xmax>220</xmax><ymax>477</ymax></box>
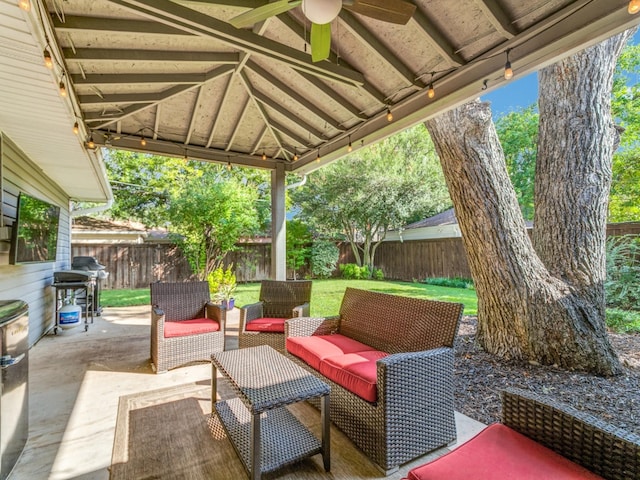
<box><xmin>424</xmin><ymin>31</ymin><xmax>632</xmax><ymax>376</ymax></box>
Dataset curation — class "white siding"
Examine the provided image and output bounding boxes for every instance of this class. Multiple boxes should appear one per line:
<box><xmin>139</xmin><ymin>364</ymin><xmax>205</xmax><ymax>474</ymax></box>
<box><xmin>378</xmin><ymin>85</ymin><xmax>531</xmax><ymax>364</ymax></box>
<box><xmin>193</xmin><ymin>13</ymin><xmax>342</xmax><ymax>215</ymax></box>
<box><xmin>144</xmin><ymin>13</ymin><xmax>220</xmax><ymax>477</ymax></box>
<box><xmin>0</xmin><ymin>133</ymin><xmax>70</xmax><ymax>346</ymax></box>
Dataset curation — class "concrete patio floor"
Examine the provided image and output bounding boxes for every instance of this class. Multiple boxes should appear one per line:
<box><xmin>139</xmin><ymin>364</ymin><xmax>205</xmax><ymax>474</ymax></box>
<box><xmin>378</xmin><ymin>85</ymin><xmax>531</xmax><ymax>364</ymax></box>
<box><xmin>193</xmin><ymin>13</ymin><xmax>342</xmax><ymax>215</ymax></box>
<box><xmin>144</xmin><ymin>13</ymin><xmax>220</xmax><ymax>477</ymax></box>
<box><xmin>9</xmin><ymin>306</ymin><xmax>485</xmax><ymax>480</ymax></box>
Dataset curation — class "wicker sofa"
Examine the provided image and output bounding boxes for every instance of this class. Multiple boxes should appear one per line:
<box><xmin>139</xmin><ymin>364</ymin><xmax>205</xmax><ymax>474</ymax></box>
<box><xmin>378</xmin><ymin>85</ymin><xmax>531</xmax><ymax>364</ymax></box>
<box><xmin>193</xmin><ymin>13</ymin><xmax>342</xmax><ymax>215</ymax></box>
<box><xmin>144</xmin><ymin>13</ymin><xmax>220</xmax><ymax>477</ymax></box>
<box><xmin>285</xmin><ymin>287</ymin><xmax>464</xmax><ymax>474</ymax></box>
<box><xmin>405</xmin><ymin>388</ymin><xmax>640</xmax><ymax>480</ymax></box>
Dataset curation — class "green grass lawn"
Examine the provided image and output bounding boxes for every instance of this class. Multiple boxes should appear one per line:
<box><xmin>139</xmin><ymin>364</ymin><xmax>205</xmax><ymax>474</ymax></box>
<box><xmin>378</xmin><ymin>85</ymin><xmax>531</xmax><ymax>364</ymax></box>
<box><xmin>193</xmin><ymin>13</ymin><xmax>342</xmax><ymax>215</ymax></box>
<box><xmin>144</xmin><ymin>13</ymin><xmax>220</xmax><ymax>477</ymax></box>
<box><xmin>101</xmin><ymin>279</ymin><xmax>478</xmax><ymax>316</ymax></box>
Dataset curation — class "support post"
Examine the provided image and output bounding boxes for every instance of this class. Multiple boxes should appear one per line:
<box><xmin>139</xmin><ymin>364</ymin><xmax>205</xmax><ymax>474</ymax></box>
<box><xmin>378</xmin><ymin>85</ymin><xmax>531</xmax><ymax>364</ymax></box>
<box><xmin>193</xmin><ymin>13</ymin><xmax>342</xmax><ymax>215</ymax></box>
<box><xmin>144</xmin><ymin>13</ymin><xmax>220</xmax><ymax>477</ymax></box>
<box><xmin>271</xmin><ymin>163</ymin><xmax>286</xmax><ymax>280</ymax></box>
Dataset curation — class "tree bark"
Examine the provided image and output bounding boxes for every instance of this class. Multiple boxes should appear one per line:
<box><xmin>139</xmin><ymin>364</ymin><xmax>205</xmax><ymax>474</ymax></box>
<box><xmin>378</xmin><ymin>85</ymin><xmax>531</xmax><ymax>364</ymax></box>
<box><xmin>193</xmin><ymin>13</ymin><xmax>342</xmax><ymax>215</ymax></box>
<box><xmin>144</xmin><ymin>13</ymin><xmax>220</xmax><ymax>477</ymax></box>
<box><xmin>424</xmin><ymin>31</ymin><xmax>632</xmax><ymax>375</ymax></box>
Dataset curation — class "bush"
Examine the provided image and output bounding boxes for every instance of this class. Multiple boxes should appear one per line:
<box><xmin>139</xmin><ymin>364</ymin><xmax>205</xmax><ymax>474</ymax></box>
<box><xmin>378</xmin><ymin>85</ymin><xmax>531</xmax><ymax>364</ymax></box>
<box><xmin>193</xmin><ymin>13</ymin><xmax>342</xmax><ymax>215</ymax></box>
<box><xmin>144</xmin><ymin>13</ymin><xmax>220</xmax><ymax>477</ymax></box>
<box><xmin>311</xmin><ymin>240</ymin><xmax>339</xmax><ymax>278</ymax></box>
<box><xmin>339</xmin><ymin>263</ymin><xmax>362</xmax><ymax>279</ymax></box>
<box><xmin>606</xmin><ymin>308</ymin><xmax>640</xmax><ymax>333</ymax></box>
<box><xmin>207</xmin><ymin>265</ymin><xmax>237</xmax><ymax>303</ymax></box>
<box><xmin>423</xmin><ymin>277</ymin><xmax>474</xmax><ymax>289</ymax></box>
<box><xmin>372</xmin><ymin>268</ymin><xmax>384</xmax><ymax>280</ymax></box>
<box><xmin>606</xmin><ymin>235</ymin><xmax>640</xmax><ymax>311</ymax></box>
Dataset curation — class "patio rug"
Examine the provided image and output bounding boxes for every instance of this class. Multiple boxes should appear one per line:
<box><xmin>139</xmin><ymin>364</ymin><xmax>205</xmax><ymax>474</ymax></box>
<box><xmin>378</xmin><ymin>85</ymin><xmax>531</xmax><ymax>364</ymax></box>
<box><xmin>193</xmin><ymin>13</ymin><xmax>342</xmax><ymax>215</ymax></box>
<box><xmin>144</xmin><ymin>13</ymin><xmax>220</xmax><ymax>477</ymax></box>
<box><xmin>110</xmin><ymin>380</ymin><xmax>447</xmax><ymax>480</ymax></box>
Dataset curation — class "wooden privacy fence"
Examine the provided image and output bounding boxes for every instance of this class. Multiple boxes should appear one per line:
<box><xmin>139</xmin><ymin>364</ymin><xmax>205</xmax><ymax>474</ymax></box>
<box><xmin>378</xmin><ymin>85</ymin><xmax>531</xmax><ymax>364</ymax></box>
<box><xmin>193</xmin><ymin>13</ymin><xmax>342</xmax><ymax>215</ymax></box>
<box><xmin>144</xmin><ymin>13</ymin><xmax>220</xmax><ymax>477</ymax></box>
<box><xmin>73</xmin><ymin>222</ymin><xmax>640</xmax><ymax>290</ymax></box>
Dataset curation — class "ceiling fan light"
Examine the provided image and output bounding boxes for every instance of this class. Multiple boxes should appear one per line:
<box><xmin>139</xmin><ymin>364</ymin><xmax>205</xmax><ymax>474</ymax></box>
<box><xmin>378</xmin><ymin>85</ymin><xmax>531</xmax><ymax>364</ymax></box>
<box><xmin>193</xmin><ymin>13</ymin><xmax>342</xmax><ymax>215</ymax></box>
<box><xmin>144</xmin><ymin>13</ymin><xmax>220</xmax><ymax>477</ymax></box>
<box><xmin>302</xmin><ymin>0</ymin><xmax>341</xmax><ymax>24</ymax></box>
<box><xmin>629</xmin><ymin>0</ymin><xmax>640</xmax><ymax>14</ymax></box>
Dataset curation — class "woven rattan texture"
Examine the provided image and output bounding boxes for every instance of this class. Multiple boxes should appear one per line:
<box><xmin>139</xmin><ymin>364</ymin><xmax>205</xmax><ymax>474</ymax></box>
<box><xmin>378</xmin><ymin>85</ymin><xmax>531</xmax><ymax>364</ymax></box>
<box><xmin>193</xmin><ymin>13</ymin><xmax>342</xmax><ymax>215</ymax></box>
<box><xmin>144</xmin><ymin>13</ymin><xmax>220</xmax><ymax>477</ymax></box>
<box><xmin>285</xmin><ymin>288</ymin><xmax>463</xmax><ymax>472</ymax></box>
<box><xmin>212</xmin><ymin>345</ymin><xmax>329</xmax><ymax>414</ymax></box>
<box><xmin>239</xmin><ymin>280</ymin><xmax>312</xmax><ymax>353</ymax></box>
<box><xmin>502</xmin><ymin>388</ymin><xmax>640</xmax><ymax>480</ymax></box>
<box><xmin>215</xmin><ymin>398</ymin><xmax>322</xmax><ymax>474</ymax></box>
<box><xmin>150</xmin><ymin>281</ymin><xmax>225</xmax><ymax>373</ymax></box>
<box><xmin>339</xmin><ymin>287</ymin><xmax>463</xmax><ymax>354</ymax></box>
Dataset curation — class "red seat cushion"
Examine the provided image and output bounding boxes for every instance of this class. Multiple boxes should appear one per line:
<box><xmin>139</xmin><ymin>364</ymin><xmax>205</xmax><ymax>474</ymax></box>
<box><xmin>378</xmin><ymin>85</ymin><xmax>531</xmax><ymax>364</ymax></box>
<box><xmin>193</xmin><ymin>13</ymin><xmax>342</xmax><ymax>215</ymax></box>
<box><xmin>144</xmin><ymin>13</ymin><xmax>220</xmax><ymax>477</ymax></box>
<box><xmin>163</xmin><ymin>318</ymin><xmax>220</xmax><ymax>338</ymax></box>
<box><xmin>286</xmin><ymin>334</ymin><xmax>378</xmax><ymax>370</ymax></box>
<box><xmin>319</xmin><ymin>350</ymin><xmax>388</xmax><ymax>402</ymax></box>
<box><xmin>245</xmin><ymin>317</ymin><xmax>286</xmax><ymax>333</ymax></box>
<box><xmin>404</xmin><ymin>423</ymin><xmax>604</xmax><ymax>480</ymax></box>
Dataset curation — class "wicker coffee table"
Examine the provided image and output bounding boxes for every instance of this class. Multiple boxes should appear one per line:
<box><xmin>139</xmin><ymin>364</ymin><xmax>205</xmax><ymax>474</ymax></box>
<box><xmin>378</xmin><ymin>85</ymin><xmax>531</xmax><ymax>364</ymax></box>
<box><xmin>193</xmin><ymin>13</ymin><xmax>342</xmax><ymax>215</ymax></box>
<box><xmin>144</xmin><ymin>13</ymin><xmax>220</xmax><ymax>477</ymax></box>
<box><xmin>211</xmin><ymin>345</ymin><xmax>330</xmax><ymax>479</ymax></box>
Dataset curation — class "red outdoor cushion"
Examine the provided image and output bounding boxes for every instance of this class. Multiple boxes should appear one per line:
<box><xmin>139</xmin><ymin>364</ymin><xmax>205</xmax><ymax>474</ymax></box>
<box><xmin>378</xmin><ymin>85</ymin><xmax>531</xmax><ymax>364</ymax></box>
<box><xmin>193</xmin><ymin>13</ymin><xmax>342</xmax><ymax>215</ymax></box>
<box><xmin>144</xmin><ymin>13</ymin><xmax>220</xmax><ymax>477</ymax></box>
<box><xmin>163</xmin><ymin>318</ymin><xmax>220</xmax><ymax>338</ymax></box>
<box><xmin>319</xmin><ymin>350</ymin><xmax>388</xmax><ymax>402</ymax></box>
<box><xmin>404</xmin><ymin>423</ymin><xmax>604</xmax><ymax>480</ymax></box>
<box><xmin>286</xmin><ymin>334</ymin><xmax>378</xmax><ymax>370</ymax></box>
<box><xmin>245</xmin><ymin>317</ymin><xmax>286</xmax><ymax>333</ymax></box>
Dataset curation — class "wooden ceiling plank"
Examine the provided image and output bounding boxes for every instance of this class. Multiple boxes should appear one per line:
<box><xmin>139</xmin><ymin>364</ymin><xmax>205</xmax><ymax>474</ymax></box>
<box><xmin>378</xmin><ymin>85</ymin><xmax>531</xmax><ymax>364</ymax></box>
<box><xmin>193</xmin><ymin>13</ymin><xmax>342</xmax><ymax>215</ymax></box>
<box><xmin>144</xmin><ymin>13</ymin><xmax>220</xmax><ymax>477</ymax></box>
<box><xmin>270</xmin><ymin>119</ymin><xmax>311</xmax><ymax>147</ymax></box>
<box><xmin>411</xmin><ymin>8</ymin><xmax>465</xmax><ymax>67</ymax></box>
<box><xmin>238</xmin><ymin>70</ymin><xmax>287</xmax><ymax>156</ymax></box>
<box><xmin>475</xmin><ymin>0</ymin><xmax>517</xmax><ymax>38</ymax></box>
<box><xmin>248</xmin><ymin>60</ymin><xmax>344</xmax><ymax>132</ymax></box>
<box><xmin>277</xmin><ymin>13</ymin><xmax>388</xmax><ymax>106</ymax></box>
<box><xmin>184</xmin><ymin>86</ymin><xmax>205</xmax><ymax>145</ymax></box>
<box><xmin>298</xmin><ymin>71</ymin><xmax>366</xmax><ymax>120</ymax></box>
<box><xmin>253</xmin><ymin>90</ymin><xmax>327</xmax><ymax>141</ymax></box>
<box><xmin>206</xmin><ymin>74</ymin><xmax>235</xmax><ymax>148</ymax></box>
<box><xmin>225</xmin><ymin>97</ymin><xmax>252</xmax><ymax>152</ymax></box>
<box><xmin>108</xmin><ymin>0</ymin><xmax>365</xmax><ymax>86</ymax></box>
<box><xmin>85</xmin><ymin>64</ymin><xmax>235</xmax><ymax>129</ymax></box>
<box><xmin>71</xmin><ymin>73</ymin><xmax>203</xmax><ymax>86</ymax></box>
<box><xmin>251</xmin><ymin>126</ymin><xmax>268</xmax><ymax>155</ymax></box>
<box><xmin>338</xmin><ymin>9</ymin><xmax>424</xmax><ymax>90</ymax></box>
<box><xmin>63</xmin><ymin>48</ymin><xmax>239</xmax><ymax>63</ymax></box>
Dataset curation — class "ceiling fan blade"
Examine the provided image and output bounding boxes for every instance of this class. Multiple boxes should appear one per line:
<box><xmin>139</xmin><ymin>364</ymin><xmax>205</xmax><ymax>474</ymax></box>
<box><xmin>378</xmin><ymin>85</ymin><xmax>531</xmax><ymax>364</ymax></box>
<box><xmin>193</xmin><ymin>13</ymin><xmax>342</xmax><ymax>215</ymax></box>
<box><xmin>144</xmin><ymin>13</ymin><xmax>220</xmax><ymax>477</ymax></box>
<box><xmin>310</xmin><ymin>22</ymin><xmax>331</xmax><ymax>62</ymax></box>
<box><xmin>229</xmin><ymin>0</ymin><xmax>301</xmax><ymax>29</ymax></box>
<box><xmin>344</xmin><ymin>0</ymin><xmax>416</xmax><ymax>25</ymax></box>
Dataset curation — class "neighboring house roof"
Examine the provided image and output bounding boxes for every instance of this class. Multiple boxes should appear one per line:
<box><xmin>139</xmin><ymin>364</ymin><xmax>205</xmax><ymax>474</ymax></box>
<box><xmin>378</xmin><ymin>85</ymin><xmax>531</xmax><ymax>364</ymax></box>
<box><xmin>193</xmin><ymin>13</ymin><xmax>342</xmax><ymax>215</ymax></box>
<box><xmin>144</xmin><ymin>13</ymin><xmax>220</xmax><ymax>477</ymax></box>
<box><xmin>404</xmin><ymin>208</ymin><xmax>458</xmax><ymax>229</ymax></box>
<box><xmin>72</xmin><ymin>216</ymin><xmax>170</xmax><ymax>244</ymax></box>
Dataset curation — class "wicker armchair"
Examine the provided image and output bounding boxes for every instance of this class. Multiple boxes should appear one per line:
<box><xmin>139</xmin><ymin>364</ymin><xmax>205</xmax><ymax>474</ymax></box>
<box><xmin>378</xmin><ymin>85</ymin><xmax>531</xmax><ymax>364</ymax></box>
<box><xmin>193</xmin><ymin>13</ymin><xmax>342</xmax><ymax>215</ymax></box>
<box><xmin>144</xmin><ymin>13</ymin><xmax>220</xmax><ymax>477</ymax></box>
<box><xmin>239</xmin><ymin>280</ymin><xmax>312</xmax><ymax>352</ymax></box>
<box><xmin>285</xmin><ymin>287</ymin><xmax>464</xmax><ymax>474</ymax></box>
<box><xmin>150</xmin><ymin>281</ymin><xmax>225</xmax><ymax>374</ymax></box>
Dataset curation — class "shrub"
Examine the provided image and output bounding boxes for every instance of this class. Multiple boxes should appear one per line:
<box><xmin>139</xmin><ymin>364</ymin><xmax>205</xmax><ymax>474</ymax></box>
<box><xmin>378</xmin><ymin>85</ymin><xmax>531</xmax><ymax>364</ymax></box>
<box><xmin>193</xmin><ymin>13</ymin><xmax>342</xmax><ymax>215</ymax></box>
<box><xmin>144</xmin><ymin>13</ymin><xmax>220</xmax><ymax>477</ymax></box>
<box><xmin>606</xmin><ymin>235</ymin><xmax>640</xmax><ymax>311</ymax></box>
<box><xmin>311</xmin><ymin>240</ymin><xmax>339</xmax><ymax>278</ymax></box>
<box><xmin>339</xmin><ymin>263</ymin><xmax>361</xmax><ymax>279</ymax></box>
<box><xmin>423</xmin><ymin>277</ymin><xmax>474</xmax><ymax>289</ymax></box>
<box><xmin>207</xmin><ymin>264</ymin><xmax>237</xmax><ymax>303</ymax></box>
<box><xmin>372</xmin><ymin>268</ymin><xmax>384</xmax><ymax>280</ymax></box>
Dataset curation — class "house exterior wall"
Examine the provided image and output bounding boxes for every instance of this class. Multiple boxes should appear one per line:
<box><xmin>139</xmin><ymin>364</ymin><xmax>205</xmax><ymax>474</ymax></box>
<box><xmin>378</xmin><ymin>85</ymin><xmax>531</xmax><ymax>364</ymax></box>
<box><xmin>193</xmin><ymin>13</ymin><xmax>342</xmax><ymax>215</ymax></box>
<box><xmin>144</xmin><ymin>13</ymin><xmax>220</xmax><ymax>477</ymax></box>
<box><xmin>0</xmin><ymin>133</ymin><xmax>71</xmax><ymax>347</ymax></box>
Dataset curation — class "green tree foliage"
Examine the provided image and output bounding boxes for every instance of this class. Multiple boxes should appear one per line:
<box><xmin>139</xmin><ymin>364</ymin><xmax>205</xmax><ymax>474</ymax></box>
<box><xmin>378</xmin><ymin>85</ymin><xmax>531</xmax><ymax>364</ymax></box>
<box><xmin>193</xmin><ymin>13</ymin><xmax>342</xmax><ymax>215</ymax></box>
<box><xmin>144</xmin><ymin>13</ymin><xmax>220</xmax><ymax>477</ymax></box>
<box><xmin>610</xmin><ymin>43</ymin><xmax>640</xmax><ymax>221</ymax></box>
<box><xmin>495</xmin><ymin>105</ymin><xmax>538</xmax><ymax>220</ymax></box>
<box><xmin>168</xmin><ymin>166</ymin><xmax>259</xmax><ymax>279</ymax></box>
<box><xmin>291</xmin><ymin>124</ymin><xmax>450</xmax><ymax>274</ymax></box>
<box><xmin>286</xmin><ymin>219</ymin><xmax>311</xmax><ymax>280</ymax></box>
<box><xmin>310</xmin><ymin>240</ymin><xmax>339</xmax><ymax>278</ymax></box>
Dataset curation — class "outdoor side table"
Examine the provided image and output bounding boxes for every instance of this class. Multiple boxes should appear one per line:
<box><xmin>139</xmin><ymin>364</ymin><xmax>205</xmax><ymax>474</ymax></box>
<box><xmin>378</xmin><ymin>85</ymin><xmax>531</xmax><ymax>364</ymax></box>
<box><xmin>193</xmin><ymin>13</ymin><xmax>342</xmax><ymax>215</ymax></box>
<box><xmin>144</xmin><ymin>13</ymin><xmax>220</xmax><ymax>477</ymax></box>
<box><xmin>211</xmin><ymin>345</ymin><xmax>330</xmax><ymax>479</ymax></box>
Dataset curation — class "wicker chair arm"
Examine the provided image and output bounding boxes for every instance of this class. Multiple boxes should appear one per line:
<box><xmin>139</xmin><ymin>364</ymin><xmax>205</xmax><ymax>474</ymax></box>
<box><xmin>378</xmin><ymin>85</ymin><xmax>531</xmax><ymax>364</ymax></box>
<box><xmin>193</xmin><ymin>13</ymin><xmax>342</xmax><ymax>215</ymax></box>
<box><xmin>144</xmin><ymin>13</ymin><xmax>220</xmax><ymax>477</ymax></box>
<box><xmin>292</xmin><ymin>302</ymin><xmax>311</xmax><ymax>317</ymax></box>
<box><xmin>501</xmin><ymin>388</ymin><xmax>640</xmax><ymax>480</ymax></box>
<box><xmin>239</xmin><ymin>302</ymin><xmax>264</xmax><ymax>331</ymax></box>
<box><xmin>378</xmin><ymin>348</ymin><xmax>454</xmax><ymax>406</ymax></box>
<box><xmin>151</xmin><ymin>306</ymin><xmax>165</xmax><ymax>322</ymax></box>
<box><xmin>285</xmin><ymin>316</ymin><xmax>340</xmax><ymax>338</ymax></box>
<box><xmin>205</xmin><ymin>302</ymin><xmax>226</xmax><ymax>332</ymax></box>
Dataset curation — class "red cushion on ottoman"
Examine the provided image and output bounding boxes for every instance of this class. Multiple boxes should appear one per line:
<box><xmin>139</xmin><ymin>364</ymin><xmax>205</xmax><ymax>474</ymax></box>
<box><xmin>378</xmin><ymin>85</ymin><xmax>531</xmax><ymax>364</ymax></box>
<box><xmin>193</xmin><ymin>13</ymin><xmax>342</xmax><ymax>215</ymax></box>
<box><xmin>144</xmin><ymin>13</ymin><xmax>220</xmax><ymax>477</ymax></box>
<box><xmin>245</xmin><ymin>317</ymin><xmax>286</xmax><ymax>333</ymax></box>
<box><xmin>405</xmin><ymin>423</ymin><xmax>604</xmax><ymax>480</ymax></box>
<box><xmin>286</xmin><ymin>334</ymin><xmax>377</xmax><ymax>370</ymax></box>
<box><xmin>163</xmin><ymin>318</ymin><xmax>220</xmax><ymax>338</ymax></box>
<box><xmin>319</xmin><ymin>350</ymin><xmax>388</xmax><ymax>402</ymax></box>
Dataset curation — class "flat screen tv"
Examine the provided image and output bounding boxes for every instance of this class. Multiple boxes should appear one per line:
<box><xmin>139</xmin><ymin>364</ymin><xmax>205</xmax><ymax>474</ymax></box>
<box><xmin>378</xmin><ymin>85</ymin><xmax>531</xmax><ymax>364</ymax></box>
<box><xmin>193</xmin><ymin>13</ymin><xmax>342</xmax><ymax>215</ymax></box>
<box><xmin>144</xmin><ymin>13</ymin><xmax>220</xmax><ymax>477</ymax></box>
<box><xmin>10</xmin><ymin>192</ymin><xmax>61</xmax><ymax>264</ymax></box>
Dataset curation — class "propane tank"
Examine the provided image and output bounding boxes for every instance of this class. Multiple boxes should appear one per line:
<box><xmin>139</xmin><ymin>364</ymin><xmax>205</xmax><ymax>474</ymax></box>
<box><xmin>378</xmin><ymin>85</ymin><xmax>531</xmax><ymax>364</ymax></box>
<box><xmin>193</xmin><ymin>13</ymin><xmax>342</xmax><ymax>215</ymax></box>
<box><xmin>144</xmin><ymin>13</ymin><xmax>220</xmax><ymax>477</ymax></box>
<box><xmin>58</xmin><ymin>299</ymin><xmax>82</xmax><ymax>329</ymax></box>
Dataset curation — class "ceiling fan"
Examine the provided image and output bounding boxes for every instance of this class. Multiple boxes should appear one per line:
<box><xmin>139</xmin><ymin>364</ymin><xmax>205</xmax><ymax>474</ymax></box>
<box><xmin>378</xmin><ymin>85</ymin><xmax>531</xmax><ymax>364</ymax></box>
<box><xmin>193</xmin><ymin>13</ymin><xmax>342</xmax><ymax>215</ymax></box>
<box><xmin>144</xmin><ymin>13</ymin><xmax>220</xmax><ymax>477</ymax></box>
<box><xmin>229</xmin><ymin>0</ymin><xmax>416</xmax><ymax>62</ymax></box>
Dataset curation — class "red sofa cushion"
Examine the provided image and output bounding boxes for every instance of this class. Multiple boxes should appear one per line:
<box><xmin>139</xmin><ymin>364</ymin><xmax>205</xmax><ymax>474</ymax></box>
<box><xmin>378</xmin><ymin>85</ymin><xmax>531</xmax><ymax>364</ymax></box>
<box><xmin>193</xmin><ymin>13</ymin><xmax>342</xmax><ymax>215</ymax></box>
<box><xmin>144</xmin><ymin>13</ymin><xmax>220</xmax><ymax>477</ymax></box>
<box><xmin>245</xmin><ymin>317</ymin><xmax>286</xmax><ymax>333</ymax></box>
<box><xmin>287</xmin><ymin>334</ymin><xmax>378</xmax><ymax>370</ymax></box>
<box><xmin>319</xmin><ymin>350</ymin><xmax>388</xmax><ymax>402</ymax></box>
<box><xmin>163</xmin><ymin>318</ymin><xmax>220</xmax><ymax>338</ymax></box>
<box><xmin>404</xmin><ymin>423</ymin><xmax>604</xmax><ymax>480</ymax></box>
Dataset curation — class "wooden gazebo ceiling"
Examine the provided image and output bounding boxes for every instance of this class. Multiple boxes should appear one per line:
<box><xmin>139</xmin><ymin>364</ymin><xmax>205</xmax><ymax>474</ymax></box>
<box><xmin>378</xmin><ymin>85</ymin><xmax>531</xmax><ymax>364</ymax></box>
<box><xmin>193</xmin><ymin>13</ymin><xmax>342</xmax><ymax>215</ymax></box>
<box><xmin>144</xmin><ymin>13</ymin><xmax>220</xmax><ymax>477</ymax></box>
<box><xmin>43</xmin><ymin>0</ymin><xmax>639</xmax><ymax>174</ymax></box>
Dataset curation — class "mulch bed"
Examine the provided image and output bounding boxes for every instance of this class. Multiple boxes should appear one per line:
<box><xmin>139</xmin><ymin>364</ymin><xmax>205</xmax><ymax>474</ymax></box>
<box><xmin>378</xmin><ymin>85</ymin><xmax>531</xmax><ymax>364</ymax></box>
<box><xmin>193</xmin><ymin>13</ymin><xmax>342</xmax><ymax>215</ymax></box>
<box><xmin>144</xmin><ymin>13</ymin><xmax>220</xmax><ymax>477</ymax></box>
<box><xmin>454</xmin><ymin>315</ymin><xmax>640</xmax><ymax>434</ymax></box>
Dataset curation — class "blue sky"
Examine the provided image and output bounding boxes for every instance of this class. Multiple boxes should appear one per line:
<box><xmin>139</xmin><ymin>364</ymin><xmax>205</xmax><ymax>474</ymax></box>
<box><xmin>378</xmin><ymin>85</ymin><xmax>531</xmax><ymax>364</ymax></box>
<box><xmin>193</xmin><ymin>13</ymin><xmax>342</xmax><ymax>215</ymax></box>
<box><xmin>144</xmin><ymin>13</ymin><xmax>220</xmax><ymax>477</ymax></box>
<box><xmin>482</xmin><ymin>31</ymin><xmax>640</xmax><ymax>118</ymax></box>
